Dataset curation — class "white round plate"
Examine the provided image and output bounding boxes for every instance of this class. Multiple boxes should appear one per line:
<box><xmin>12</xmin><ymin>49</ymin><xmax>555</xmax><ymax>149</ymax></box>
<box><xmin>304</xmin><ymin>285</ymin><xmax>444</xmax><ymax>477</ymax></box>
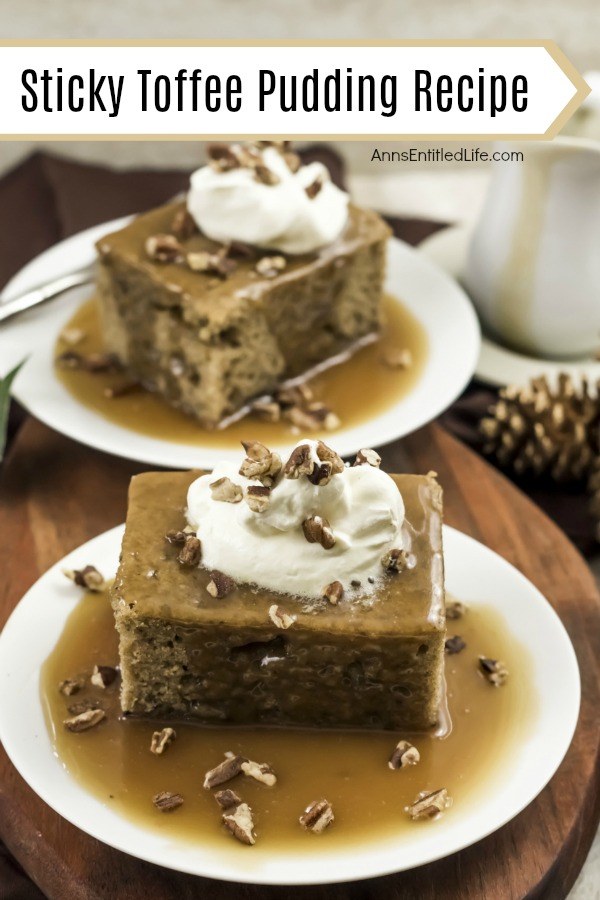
<box><xmin>421</xmin><ymin>225</ymin><xmax>600</xmax><ymax>389</ymax></box>
<box><xmin>0</xmin><ymin>525</ymin><xmax>579</xmax><ymax>885</ymax></box>
<box><xmin>0</xmin><ymin>219</ymin><xmax>480</xmax><ymax>469</ymax></box>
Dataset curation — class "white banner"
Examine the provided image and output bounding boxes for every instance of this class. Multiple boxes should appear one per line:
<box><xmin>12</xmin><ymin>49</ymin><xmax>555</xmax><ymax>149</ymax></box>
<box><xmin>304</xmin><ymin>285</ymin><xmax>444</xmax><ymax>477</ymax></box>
<box><xmin>0</xmin><ymin>42</ymin><xmax>588</xmax><ymax>138</ymax></box>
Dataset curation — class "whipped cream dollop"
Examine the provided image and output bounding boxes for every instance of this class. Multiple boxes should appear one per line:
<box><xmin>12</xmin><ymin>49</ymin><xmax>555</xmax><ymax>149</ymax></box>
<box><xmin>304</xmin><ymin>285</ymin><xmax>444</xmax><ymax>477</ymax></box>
<box><xmin>186</xmin><ymin>145</ymin><xmax>349</xmax><ymax>255</ymax></box>
<box><xmin>186</xmin><ymin>440</ymin><xmax>405</xmax><ymax>600</ymax></box>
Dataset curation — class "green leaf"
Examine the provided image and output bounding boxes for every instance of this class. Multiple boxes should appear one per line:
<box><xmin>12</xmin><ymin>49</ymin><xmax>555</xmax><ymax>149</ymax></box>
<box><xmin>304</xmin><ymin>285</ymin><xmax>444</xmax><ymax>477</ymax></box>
<box><xmin>0</xmin><ymin>359</ymin><xmax>27</xmax><ymax>463</ymax></box>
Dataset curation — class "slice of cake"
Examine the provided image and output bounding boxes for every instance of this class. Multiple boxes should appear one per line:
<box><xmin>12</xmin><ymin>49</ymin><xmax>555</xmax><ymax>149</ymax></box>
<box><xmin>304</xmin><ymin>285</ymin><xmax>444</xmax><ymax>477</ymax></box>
<box><xmin>95</xmin><ymin>142</ymin><xmax>391</xmax><ymax>428</ymax></box>
<box><xmin>111</xmin><ymin>440</ymin><xmax>446</xmax><ymax>731</ymax></box>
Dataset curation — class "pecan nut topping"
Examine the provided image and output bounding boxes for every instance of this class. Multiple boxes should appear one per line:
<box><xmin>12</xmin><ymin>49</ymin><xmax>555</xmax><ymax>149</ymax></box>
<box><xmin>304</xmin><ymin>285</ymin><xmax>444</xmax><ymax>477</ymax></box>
<box><xmin>284</xmin><ymin>443</ymin><xmax>315</xmax><ymax>479</ymax></box>
<box><xmin>381</xmin><ymin>548</ymin><xmax>408</xmax><ymax>573</ymax></box>
<box><xmin>446</xmin><ymin>600</ymin><xmax>468</xmax><ymax>620</ymax></box>
<box><xmin>150</xmin><ymin>727</ymin><xmax>177</xmax><ymax>755</ymax></box>
<box><xmin>63</xmin><ymin>565</ymin><xmax>106</xmax><ymax>592</ymax></box>
<box><xmin>222</xmin><ymin>801</ymin><xmax>256</xmax><ymax>845</ymax></box>
<box><xmin>302</xmin><ymin>515</ymin><xmax>336</xmax><ymax>550</ymax></box>
<box><xmin>405</xmin><ymin>788</ymin><xmax>452</xmax><ymax>820</ymax></box>
<box><xmin>445</xmin><ymin>635</ymin><xmax>466</xmax><ymax>655</ymax></box>
<box><xmin>63</xmin><ymin>708</ymin><xmax>106</xmax><ymax>732</ymax></box>
<box><xmin>245</xmin><ymin>485</ymin><xmax>271</xmax><ymax>513</ymax></box>
<box><xmin>354</xmin><ymin>448</ymin><xmax>382</xmax><ymax>468</ymax></box>
<box><xmin>90</xmin><ymin>665</ymin><xmax>118</xmax><ymax>688</ymax></box>
<box><xmin>240</xmin><ymin>759</ymin><xmax>277</xmax><ymax>787</ymax></box>
<box><xmin>255</xmin><ymin>255</ymin><xmax>287</xmax><ymax>278</ymax></box>
<box><xmin>239</xmin><ymin>441</ymin><xmax>282</xmax><ymax>486</ymax></box>
<box><xmin>203</xmin><ymin>753</ymin><xmax>247</xmax><ymax>790</ymax></box>
<box><xmin>254</xmin><ymin>164</ymin><xmax>280</xmax><ymax>186</ymax></box>
<box><xmin>207</xmin><ymin>143</ymin><xmax>241</xmax><ymax>171</ymax></box>
<box><xmin>478</xmin><ymin>656</ymin><xmax>509</xmax><ymax>686</ymax></box>
<box><xmin>187</xmin><ymin>249</ymin><xmax>236</xmax><ymax>278</ymax></box>
<box><xmin>152</xmin><ymin>791</ymin><xmax>184</xmax><ymax>812</ymax></box>
<box><xmin>165</xmin><ymin>530</ymin><xmax>191</xmax><ymax>546</ymax></box>
<box><xmin>206</xmin><ymin>570</ymin><xmax>236</xmax><ymax>599</ymax></box>
<box><xmin>178</xmin><ymin>535</ymin><xmax>202</xmax><ymax>567</ymax></box>
<box><xmin>214</xmin><ymin>788</ymin><xmax>242</xmax><ymax>810</ymax></box>
<box><xmin>170</xmin><ymin>207</ymin><xmax>197</xmax><ymax>240</ymax></box>
<box><xmin>145</xmin><ymin>234</ymin><xmax>184</xmax><ymax>263</ymax></box>
<box><xmin>268</xmin><ymin>604</ymin><xmax>296</xmax><ymax>630</ymax></box>
<box><xmin>59</xmin><ymin>678</ymin><xmax>82</xmax><ymax>696</ymax></box>
<box><xmin>322</xmin><ymin>580</ymin><xmax>344</xmax><ymax>605</ymax></box>
<box><xmin>210</xmin><ymin>476</ymin><xmax>244</xmax><ymax>503</ymax></box>
<box><xmin>388</xmin><ymin>740</ymin><xmax>420</xmax><ymax>770</ymax></box>
<box><xmin>305</xmin><ymin>175</ymin><xmax>324</xmax><ymax>199</ymax></box>
<box><xmin>299</xmin><ymin>798</ymin><xmax>334</xmax><ymax>834</ymax></box>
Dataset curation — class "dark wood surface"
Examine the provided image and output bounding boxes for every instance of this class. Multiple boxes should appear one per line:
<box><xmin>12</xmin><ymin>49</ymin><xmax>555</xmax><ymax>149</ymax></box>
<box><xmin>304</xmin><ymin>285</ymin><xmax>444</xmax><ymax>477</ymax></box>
<box><xmin>0</xmin><ymin>418</ymin><xmax>599</xmax><ymax>900</ymax></box>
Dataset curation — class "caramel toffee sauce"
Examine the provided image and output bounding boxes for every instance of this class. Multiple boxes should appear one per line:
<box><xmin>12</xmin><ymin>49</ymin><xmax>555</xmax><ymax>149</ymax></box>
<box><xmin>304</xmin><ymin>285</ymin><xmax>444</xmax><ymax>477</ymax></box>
<box><xmin>54</xmin><ymin>294</ymin><xmax>428</xmax><ymax>448</ymax></box>
<box><xmin>41</xmin><ymin>591</ymin><xmax>535</xmax><ymax>854</ymax></box>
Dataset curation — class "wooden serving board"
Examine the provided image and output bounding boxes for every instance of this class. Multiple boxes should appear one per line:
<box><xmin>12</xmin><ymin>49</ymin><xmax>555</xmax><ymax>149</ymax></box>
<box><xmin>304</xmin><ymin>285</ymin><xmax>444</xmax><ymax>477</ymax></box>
<box><xmin>0</xmin><ymin>418</ymin><xmax>599</xmax><ymax>900</ymax></box>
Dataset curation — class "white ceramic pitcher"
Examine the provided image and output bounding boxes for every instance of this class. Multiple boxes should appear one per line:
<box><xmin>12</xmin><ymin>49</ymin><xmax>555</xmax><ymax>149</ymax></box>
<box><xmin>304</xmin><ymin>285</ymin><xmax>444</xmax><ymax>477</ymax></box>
<box><xmin>464</xmin><ymin>137</ymin><xmax>600</xmax><ymax>360</ymax></box>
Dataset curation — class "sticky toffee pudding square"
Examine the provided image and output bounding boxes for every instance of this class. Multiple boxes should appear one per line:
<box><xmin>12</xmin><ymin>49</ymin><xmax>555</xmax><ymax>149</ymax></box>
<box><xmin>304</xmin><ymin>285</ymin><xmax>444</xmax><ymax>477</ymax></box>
<box><xmin>111</xmin><ymin>470</ymin><xmax>446</xmax><ymax>732</ymax></box>
<box><xmin>95</xmin><ymin>200</ymin><xmax>390</xmax><ymax>428</ymax></box>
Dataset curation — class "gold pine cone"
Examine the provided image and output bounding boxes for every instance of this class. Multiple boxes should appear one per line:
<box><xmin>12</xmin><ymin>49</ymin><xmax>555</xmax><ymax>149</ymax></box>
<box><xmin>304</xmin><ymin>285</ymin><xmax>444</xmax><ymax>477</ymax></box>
<box><xmin>480</xmin><ymin>374</ymin><xmax>599</xmax><ymax>483</ymax></box>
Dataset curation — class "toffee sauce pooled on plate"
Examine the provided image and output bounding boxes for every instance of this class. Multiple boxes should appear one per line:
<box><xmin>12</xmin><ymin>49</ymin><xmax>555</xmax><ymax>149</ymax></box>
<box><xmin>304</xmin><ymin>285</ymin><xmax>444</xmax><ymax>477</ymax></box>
<box><xmin>41</xmin><ymin>590</ymin><xmax>535</xmax><ymax>854</ymax></box>
<box><xmin>54</xmin><ymin>294</ymin><xmax>428</xmax><ymax>448</ymax></box>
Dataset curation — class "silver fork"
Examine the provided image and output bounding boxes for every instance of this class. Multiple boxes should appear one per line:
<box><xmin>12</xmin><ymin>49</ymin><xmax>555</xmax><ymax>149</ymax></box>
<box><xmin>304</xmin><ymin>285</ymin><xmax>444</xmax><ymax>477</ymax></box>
<box><xmin>0</xmin><ymin>265</ymin><xmax>94</xmax><ymax>325</ymax></box>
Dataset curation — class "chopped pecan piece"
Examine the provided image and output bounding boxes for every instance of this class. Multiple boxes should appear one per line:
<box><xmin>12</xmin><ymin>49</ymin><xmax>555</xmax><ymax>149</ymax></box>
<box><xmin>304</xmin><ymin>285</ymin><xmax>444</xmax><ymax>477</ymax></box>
<box><xmin>254</xmin><ymin>164</ymin><xmax>280</xmax><ymax>185</ymax></box>
<box><xmin>223</xmin><ymin>801</ymin><xmax>256</xmax><ymax>845</ymax></box>
<box><xmin>239</xmin><ymin>440</ymin><xmax>282</xmax><ymax>486</ymax></box>
<box><xmin>103</xmin><ymin>381</ymin><xmax>141</xmax><ymax>399</ymax></box>
<box><xmin>241</xmin><ymin>759</ymin><xmax>277</xmax><ymax>787</ymax></box>
<box><xmin>381</xmin><ymin>548</ymin><xmax>408</xmax><ymax>573</ymax></box>
<box><xmin>354</xmin><ymin>448</ymin><xmax>381</xmax><ymax>468</ymax></box>
<box><xmin>284</xmin><ymin>150</ymin><xmax>301</xmax><ymax>172</ymax></box>
<box><xmin>276</xmin><ymin>384</ymin><xmax>314</xmax><ymax>407</ymax></box>
<box><xmin>207</xmin><ymin>570</ymin><xmax>236</xmax><ymax>599</ymax></box>
<box><xmin>165</xmin><ymin>530</ymin><xmax>190</xmax><ymax>545</ymax></box>
<box><xmin>405</xmin><ymin>788</ymin><xmax>452</xmax><ymax>820</ymax></box>
<box><xmin>322</xmin><ymin>580</ymin><xmax>344</xmax><ymax>605</ymax></box>
<box><xmin>170</xmin><ymin>207</ymin><xmax>197</xmax><ymax>240</ymax></box>
<box><xmin>63</xmin><ymin>565</ymin><xmax>106</xmax><ymax>592</ymax></box>
<box><xmin>305</xmin><ymin>175</ymin><xmax>324</xmax><ymax>199</ymax></box>
<box><xmin>178</xmin><ymin>535</ymin><xmax>202</xmax><ymax>567</ymax></box>
<box><xmin>268</xmin><ymin>604</ymin><xmax>296</xmax><ymax>629</ymax></box>
<box><xmin>308</xmin><ymin>441</ymin><xmax>345</xmax><ymax>485</ymax></box>
<box><xmin>91</xmin><ymin>665</ymin><xmax>118</xmax><ymax>688</ymax></box>
<box><xmin>59</xmin><ymin>678</ymin><xmax>82</xmax><ymax>696</ymax></box>
<box><xmin>57</xmin><ymin>351</ymin><xmax>122</xmax><ymax>373</ymax></box>
<box><xmin>63</xmin><ymin>708</ymin><xmax>105</xmax><ymax>732</ymax></box>
<box><xmin>207</xmin><ymin>143</ymin><xmax>241</xmax><ymax>171</ymax></box>
<box><xmin>286</xmin><ymin>403</ymin><xmax>340</xmax><ymax>432</ymax></box>
<box><xmin>187</xmin><ymin>249</ymin><xmax>236</xmax><ymax>278</ymax></box>
<box><xmin>245</xmin><ymin>485</ymin><xmax>271</xmax><ymax>513</ymax></box>
<box><xmin>152</xmin><ymin>791</ymin><xmax>184</xmax><ymax>812</ymax></box>
<box><xmin>203</xmin><ymin>754</ymin><xmax>246</xmax><ymax>790</ymax></box>
<box><xmin>302</xmin><ymin>515</ymin><xmax>335</xmax><ymax>550</ymax></box>
<box><xmin>446</xmin><ymin>600</ymin><xmax>468</xmax><ymax>620</ymax></box>
<box><xmin>388</xmin><ymin>739</ymin><xmax>420</xmax><ymax>770</ymax></box>
<box><xmin>67</xmin><ymin>697</ymin><xmax>103</xmax><ymax>715</ymax></box>
<box><xmin>226</xmin><ymin>239</ymin><xmax>255</xmax><ymax>259</ymax></box>
<box><xmin>150</xmin><ymin>727</ymin><xmax>177</xmax><ymax>755</ymax></box>
<box><xmin>250</xmin><ymin>400</ymin><xmax>281</xmax><ymax>422</ymax></box>
<box><xmin>214</xmin><ymin>788</ymin><xmax>242</xmax><ymax>810</ymax></box>
<box><xmin>210</xmin><ymin>476</ymin><xmax>243</xmax><ymax>503</ymax></box>
<box><xmin>145</xmin><ymin>233</ymin><xmax>183</xmax><ymax>263</ymax></box>
<box><xmin>381</xmin><ymin>348</ymin><xmax>413</xmax><ymax>369</ymax></box>
<box><xmin>445</xmin><ymin>636</ymin><xmax>466</xmax><ymax>655</ymax></box>
<box><xmin>299</xmin><ymin>799</ymin><xmax>334</xmax><ymax>834</ymax></box>
<box><xmin>478</xmin><ymin>656</ymin><xmax>509</xmax><ymax>686</ymax></box>
<box><xmin>255</xmin><ymin>255</ymin><xmax>286</xmax><ymax>278</ymax></box>
<box><xmin>284</xmin><ymin>443</ymin><xmax>315</xmax><ymax>479</ymax></box>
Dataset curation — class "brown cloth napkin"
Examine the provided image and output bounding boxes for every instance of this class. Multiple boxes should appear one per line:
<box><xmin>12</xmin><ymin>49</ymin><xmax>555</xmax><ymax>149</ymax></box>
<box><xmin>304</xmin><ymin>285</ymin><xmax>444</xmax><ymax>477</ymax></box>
<box><xmin>0</xmin><ymin>148</ymin><xmax>596</xmax><ymax>559</ymax></box>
